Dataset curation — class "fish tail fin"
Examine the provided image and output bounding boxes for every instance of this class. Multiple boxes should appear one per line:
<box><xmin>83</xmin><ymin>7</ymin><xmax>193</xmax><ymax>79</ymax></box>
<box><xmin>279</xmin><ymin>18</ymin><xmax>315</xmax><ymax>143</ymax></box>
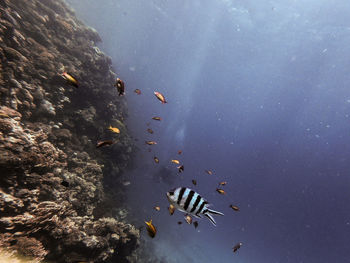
<box><xmin>204</xmin><ymin>213</ymin><xmax>217</xmax><ymax>226</ymax></box>
<box><xmin>207</xmin><ymin>208</ymin><xmax>224</xmax><ymax>216</ymax></box>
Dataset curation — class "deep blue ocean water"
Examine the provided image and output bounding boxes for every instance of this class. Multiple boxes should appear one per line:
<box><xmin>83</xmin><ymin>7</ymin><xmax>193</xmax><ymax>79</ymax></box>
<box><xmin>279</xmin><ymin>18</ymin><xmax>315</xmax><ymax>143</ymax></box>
<box><xmin>67</xmin><ymin>1</ymin><xmax>350</xmax><ymax>262</ymax></box>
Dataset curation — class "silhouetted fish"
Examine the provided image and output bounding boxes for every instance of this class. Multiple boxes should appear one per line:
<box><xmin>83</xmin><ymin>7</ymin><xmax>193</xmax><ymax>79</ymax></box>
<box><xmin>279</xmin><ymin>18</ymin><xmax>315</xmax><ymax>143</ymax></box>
<box><xmin>115</xmin><ymin>78</ymin><xmax>125</xmax><ymax>96</ymax></box>
<box><xmin>96</xmin><ymin>140</ymin><xmax>114</xmax><ymax>148</ymax></box>
<box><xmin>233</xmin><ymin>242</ymin><xmax>243</xmax><ymax>253</ymax></box>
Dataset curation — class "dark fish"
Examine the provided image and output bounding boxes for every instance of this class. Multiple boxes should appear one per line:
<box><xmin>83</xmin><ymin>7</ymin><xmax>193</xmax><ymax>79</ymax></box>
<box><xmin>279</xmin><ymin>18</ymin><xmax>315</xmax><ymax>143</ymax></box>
<box><xmin>178</xmin><ymin>165</ymin><xmax>184</xmax><ymax>173</ymax></box>
<box><xmin>145</xmin><ymin>219</ymin><xmax>157</xmax><ymax>238</ymax></box>
<box><xmin>145</xmin><ymin>141</ymin><xmax>157</xmax><ymax>145</ymax></box>
<box><xmin>96</xmin><ymin>140</ymin><xmax>114</xmax><ymax>148</ymax></box>
<box><xmin>152</xmin><ymin>117</ymin><xmax>162</xmax><ymax>121</ymax></box>
<box><xmin>177</xmin><ymin>221</ymin><xmax>182</xmax><ymax>225</ymax></box>
<box><xmin>216</xmin><ymin>188</ymin><xmax>226</xmax><ymax>195</ymax></box>
<box><xmin>233</xmin><ymin>242</ymin><xmax>243</xmax><ymax>253</ymax></box>
<box><xmin>178</xmin><ymin>150</ymin><xmax>182</xmax><ymax>154</ymax></box>
<box><xmin>115</xmin><ymin>78</ymin><xmax>125</xmax><ymax>96</ymax></box>
<box><xmin>230</xmin><ymin>205</ymin><xmax>240</xmax><ymax>211</ymax></box>
<box><xmin>154</xmin><ymin>91</ymin><xmax>167</xmax><ymax>103</ymax></box>
<box><xmin>191</xmin><ymin>179</ymin><xmax>197</xmax><ymax>186</ymax></box>
<box><xmin>154</xmin><ymin>157</ymin><xmax>159</xmax><ymax>163</ymax></box>
<box><xmin>62</xmin><ymin>72</ymin><xmax>79</xmax><ymax>88</ymax></box>
<box><xmin>193</xmin><ymin>221</ymin><xmax>199</xmax><ymax>228</ymax></box>
<box><xmin>61</xmin><ymin>180</ymin><xmax>69</xmax><ymax>187</ymax></box>
<box><xmin>134</xmin><ymin>89</ymin><xmax>141</xmax><ymax>95</ymax></box>
<box><xmin>166</xmin><ymin>187</ymin><xmax>224</xmax><ymax>226</ymax></box>
<box><xmin>205</xmin><ymin>170</ymin><xmax>213</xmax><ymax>175</ymax></box>
<box><xmin>147</xmin><ymin>128</ymin><xmax>154</xmax><ymax>134</ymax></box>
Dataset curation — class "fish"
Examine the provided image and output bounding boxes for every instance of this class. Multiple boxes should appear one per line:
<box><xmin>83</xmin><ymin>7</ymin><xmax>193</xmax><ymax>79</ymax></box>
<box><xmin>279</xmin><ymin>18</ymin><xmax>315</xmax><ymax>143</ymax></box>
<box><xmin>219</xmin><ymin>181</ymin><xmax>227</xmax><ymax>186</ymax></box>
<box><xmin>122</xmin><ymin>181</ymin><xmax>131</xmax><ymax>186</ymax></box>
<box><xmin>145</xmin><ymin>219</ymin><xmax>157</xmax><ymax>238</ymax></box>
<box><xmin>108</xmin><ymin>126</ymin><xmax>120</xmax><ymax>134</ymax></box>
<box><xmin>177</xmin><ymin>221</ymin><xmax>182</xmax><ymax>225</ymax></box>
<box><xmin>61</xmin><ymin>180</ymin><xmax>69</xmax><ymax>187</ymax></box>
<box><xmin>154</xmin><ymin>157</ymin><xmax>159</xmax><ymax>164</ymax></box>
<box><xmin>134</xmin><ymin>89</ymin><xmax>141</xmax><ymax>95</ymax></box>
<box><xmin>96</xmin><ymin>140</ymin><xmax>114</xmax><ymax>148</ymax></box>
<box><xmin>233</xmin><ymin>242</ymin><xmax>243</xmax><ymax>253</ymax></box>
<box><xmin>115</xmin><ymin>78</ymin><xmax>125</xmax><ymax>96</ymax></box>
<box><xmin>178</xmin><ymin>150</ymin><xmax>182</xmax><ymax>154</ymax></box>
<box><xmin>230</xmin><ymin>205</ymin><xmax>240</xmax><ymax>211</ymax></box>
<box><xmin>62</xmin><ymin>72</ymin><xmax>79</xmax><ymax>88</ymax></box>
<box><xmin>147</xmin><ymin>128</ymin><xmax>154</xmax><ymax>134</ymax></box>
<box><xmin>205</xmin><ymin>170</ymin><xmax>213</xmax><ymax>175</ymax></box>
<box><xmin>152</xmin><ymin>117</ymin><xmax>162</xmax><ymax>121</ymax></box>
<box><xmin>154</xmin><ymin>206</ymin><xmax>160</xmax><ymax>211</ymax></box>
<box><xmin>0</xmin><ymin>113</ymin><xmax>9</xmax><ymax>118</ymax></box>
<box><xmin>185</xmin><ymin>215</ymin><xmax>192</xmax><ymax>224</ymax></box>
<box><xmin>178</xmin><ymin>165</ymin><xmax>184</xmax><ymax>173</ymax></box>
<box><xmin>216</xmin><ymin>188</ymin><xmax>226</xmax><ymax>195</ymax></box>
<box><xmin>193</xmin><ymin>221</ymin><xmax>199</xmax><ymax>228</ymax></box>
<box><xmin>168</xmin><ymin>204</ymin><xmax>175</xmax><ymax>215</ymax></box>
<box><xmin>145</xmin><ymin>141</ymin><xmax>157</xmax><ymax>145</ymax></box>
<box><xmin>171</xmin><ymin>159</ymin><xmax>180</xmax><ymax>164</ymax></box>
<box><xmin>191</xmin><ymin>180</ymin><xmax>197</xmax><ymax>186</ymax></box>
<box><xmin>154</xmin><ymin>91</ymin><xmax>167</xmax><ymax>104</ymax></box>
<box><xmin>166</xmin><ymin>187</ymin><xmax>224</xmax><ymax>226</ymax></box>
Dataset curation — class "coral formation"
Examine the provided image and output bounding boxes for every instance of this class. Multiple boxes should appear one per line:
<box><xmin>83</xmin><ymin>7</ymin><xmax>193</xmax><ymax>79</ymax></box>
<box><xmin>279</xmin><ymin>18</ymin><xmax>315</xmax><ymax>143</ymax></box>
<box><xmin>0</xmin><ymin>0</ymin><xmax>139</xmax><ymax>261</ymax></box>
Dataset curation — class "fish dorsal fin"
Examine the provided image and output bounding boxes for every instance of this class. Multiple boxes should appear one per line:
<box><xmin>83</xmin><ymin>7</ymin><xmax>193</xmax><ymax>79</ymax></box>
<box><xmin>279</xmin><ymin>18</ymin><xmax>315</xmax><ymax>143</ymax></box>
<box><xmin>204</xmin><ymin>213</ymin><xmax>217</xmax><ymax>226</ymax></box>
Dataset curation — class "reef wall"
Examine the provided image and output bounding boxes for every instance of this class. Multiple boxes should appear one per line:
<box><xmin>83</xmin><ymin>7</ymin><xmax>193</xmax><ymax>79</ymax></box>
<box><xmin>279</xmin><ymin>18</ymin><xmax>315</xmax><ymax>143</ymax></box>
<box><xmin>0</xmin><ymin>0</ymin><xmax>140</xmax><ymax>262</ymax></box>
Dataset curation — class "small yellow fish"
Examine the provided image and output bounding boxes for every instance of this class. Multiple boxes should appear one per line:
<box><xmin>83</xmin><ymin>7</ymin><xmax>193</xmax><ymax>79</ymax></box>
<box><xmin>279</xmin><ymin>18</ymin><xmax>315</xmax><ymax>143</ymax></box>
<box><xmin>62</xmin><ymin>72</ymin><xmax>79</xmax><ymax>88</ymax></box>
<box><xmin>145</xmin><ymin>219</ymin><xmax>157</xmax><ymax>238</ymax></box>
<box><xmin>108</xmin><ymin>126</ymin><xmax>120</xmax><ymax>134</ymax></box>
<box><xmin>171</xmin><ymin>159</ymin><xmax>180</xmax><ymax>164</ymax></box>
<box><xmin>152</xmin><ymin>117</ymin><xmax>162</xmax><ymax>121</ymax></box>
<box><xmin>154</xmin><ymin>206</ymin><xmax>160</xmax><ymax>211</ymax></box>
<box><xmin>230</xmin><ymin>205</ymin><xmax>240</xmax><ymax>211</ymax></box>
<box><xmin>154</xmin><ymin>157</ymin><xmax>159</xmax><ymax>163</ymax></box>
<box><xmin>168</xmin><ymin>204</ymin><xmax>175</xmax><ymax>215</ymax></box>
<box><xmin>185</xmin><ymin>215</ymin><xmax>192</xmax><ymax>224</ymax></box>
<box><xmin>147</xmin><ymin>128</ymin><xmax>154</xmax><ymax>134</ymax></box>
<box><xmin>146</xmin><ymin>141</ymin><xmax>157</xmax><ymax>145</ymax></box>
<box><xmin>205</xmin><ymin>170</ymin><xmax>213</xmax><ymax>175</ymax></box>
<box><xmin>219</xmin><ymin>181</ymin><xmax>227</xmax><ymax>186</ymax></box>
<box><xmin>154</xmin><ymin>91</ymin><xmax>167</xmax><ymax>104</ymax></box>
<box><xmin>216</xmin><ymin>188</ymin><xmax>226</xmax><ymax>195</ymax></box>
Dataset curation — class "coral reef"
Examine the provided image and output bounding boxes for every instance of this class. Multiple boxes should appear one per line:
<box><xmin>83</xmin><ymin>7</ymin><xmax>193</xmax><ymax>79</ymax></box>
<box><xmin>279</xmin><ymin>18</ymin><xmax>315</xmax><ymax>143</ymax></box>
<box><xmin>0</xmin><ymin>0</ymin><xmax>139</xmax><ymax>261</ymax></box>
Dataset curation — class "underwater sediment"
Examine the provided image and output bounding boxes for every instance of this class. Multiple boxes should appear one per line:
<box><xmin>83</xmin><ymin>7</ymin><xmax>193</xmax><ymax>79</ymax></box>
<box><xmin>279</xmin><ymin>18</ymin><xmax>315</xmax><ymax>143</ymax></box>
<box><xmin>0</xmin><ymin>0</ymin><xmax>140</xmax><ymax>261</ymax></box>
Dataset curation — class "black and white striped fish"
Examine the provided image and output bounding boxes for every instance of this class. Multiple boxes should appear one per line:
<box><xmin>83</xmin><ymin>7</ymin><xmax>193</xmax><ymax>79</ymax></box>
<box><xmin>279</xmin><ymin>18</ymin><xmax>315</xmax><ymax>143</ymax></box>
<box><xmin>166</xmin><ymin>187</ymin><xmax>224</xmax><ymax>226</ymax></box>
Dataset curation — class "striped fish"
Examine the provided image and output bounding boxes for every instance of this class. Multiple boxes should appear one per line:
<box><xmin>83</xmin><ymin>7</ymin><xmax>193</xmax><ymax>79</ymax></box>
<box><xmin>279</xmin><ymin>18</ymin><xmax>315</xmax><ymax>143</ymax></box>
<box><xmin>166</xmin><ymin>187</ymin><xmax>224</xmax><ymax>226</ymax></box>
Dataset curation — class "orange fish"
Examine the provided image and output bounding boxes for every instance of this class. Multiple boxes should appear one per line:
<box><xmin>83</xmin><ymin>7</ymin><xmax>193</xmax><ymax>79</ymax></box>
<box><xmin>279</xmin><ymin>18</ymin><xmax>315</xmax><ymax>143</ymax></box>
<box><xmin>171</xmin><ymin>159</ymin><xmax>180</xmax><ymax>164</ymax></box>
<box><xmin>168</xmin><ymin>204</ymin><xmax>175</xmax><ymax>215</ymax></box>
<box><xmin>134</xmin><ymin>89</ymin><xmax>141</xmax><ymax>95</ymax></box>
<box><xmin>147</xmin><ymin>128</ymin><xmax>154</xmax><ymax>134</ymax></box>
<box><xmin>145</xmin><ymin>141</ymin><xmax>157</xmax><ymax>145</ymax></box>
<box><xmin>62</xmin><ymin>72</ymin><xmax>79</xmax><ymax>88</ymax></box>
<box><xmin>216</xmin><ymin>188</ymin><xmax>226</xmax><ymax>195</ymax></box>
<box><xmin>219</xmin><ymin>181</ymin><xmax>227</xmax><ymax>186</ymax></box>
<box><xmin>154</xmin><ymin>91</ymin><xmax>167</xmax><ymax>104</ymax></box>
<box><xmin>205</xmin><ymin>170</ymin><xmax>213</xmax><ymax>175</ymax></box>
<box><xmin>230</xmin><ymin>205</ymin><xmax>240</xmax><ymax>211</ymax></box>
<box><xmin>152</xmin><ymin>117</ymin><xmax>162</xmax><ymax>121</ymax></box>
<box><xmin>185</xmin><ymin>215</ymin><xmax>192</xmax><ymax>224</ymax></box>
<box><xmin>145</xmin><ymin>219</ymin><xmax>157</xmax><ymax>238</ymax></box>
<box><xmin>154</xmin><ymin>156</ymin><xmax>159</xmax><ymax>163</ymax></box>
<box><xmin>96</xmin><ymin>140</ymin><xmax>114</xmax><ymax>148</ymax></box>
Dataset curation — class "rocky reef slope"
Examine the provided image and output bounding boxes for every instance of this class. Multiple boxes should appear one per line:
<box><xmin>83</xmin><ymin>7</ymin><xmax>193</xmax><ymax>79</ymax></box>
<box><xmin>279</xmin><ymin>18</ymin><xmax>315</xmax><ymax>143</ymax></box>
<box><xmin>0</xmin><ymin>0</ymin><xmax>139</xmax><ymax>262</ymax></box>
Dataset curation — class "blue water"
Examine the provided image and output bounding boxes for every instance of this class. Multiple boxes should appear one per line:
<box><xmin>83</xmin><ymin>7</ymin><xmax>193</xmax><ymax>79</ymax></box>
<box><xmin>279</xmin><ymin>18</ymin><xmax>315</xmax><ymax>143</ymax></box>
<box><xmin>68</xmin><ymin>0</ymin><xmax>350</xmax><ymax>262</ymax></box>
